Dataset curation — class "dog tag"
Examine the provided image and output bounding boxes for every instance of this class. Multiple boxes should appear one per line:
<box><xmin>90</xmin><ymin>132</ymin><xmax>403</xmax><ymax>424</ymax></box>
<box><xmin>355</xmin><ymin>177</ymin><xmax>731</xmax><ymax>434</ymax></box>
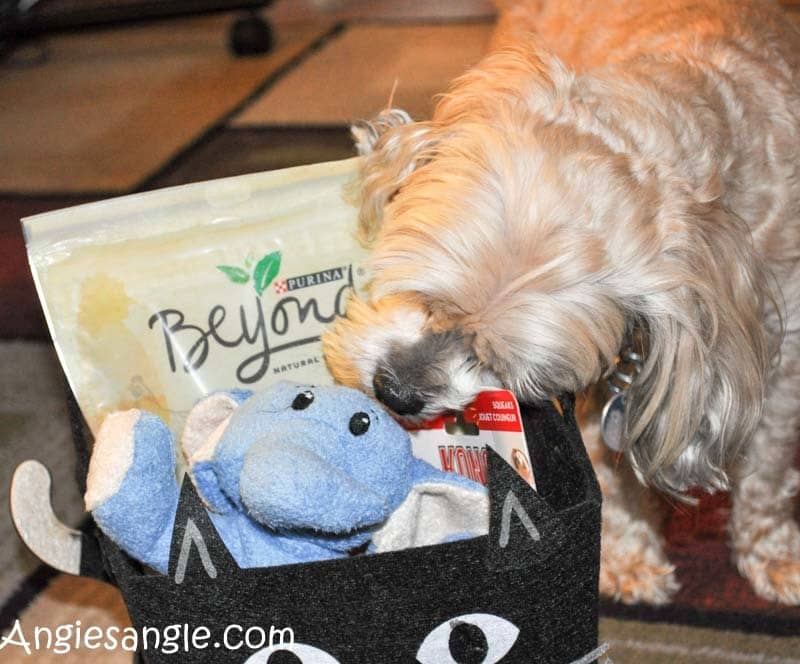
<box><xmin>600</xmin><ymin>392</ymin><xmax>626</xmax><ymax>453</ymax></box>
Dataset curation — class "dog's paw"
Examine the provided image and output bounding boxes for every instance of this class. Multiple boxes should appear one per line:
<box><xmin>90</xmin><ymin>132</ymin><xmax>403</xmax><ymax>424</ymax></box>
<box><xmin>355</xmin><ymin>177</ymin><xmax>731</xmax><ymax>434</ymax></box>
<box><xmin>600</xmin><ymin>520</ymin><xmax>679</xmax><ymax>605</ymax></box>
<box><xmin>734</xmin><ymin>520</ymin><xmax>800</xmax><ymax>605</ymax></box>
<box><xmin>600</xmin><ymin>553</ymin><xmax>679</xmax><ymax>605</ymax></box>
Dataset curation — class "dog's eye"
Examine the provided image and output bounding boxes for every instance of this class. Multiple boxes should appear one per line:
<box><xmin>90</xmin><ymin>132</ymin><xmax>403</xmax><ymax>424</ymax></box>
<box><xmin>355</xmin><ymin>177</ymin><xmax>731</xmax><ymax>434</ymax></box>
<box><xmin>349</xmin><ymin>412</ymin><xmax>370</xmax><ymax>436</ymax></box>
<box><xmin>292</xmin><ymin>390</ymin><xmax>314</xmax><ymax>410</ymax></box>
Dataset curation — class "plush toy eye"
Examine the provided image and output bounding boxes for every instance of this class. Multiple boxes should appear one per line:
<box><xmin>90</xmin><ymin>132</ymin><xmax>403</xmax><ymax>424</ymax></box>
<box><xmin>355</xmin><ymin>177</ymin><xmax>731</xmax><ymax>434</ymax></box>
<box><xmin>292</xmin><ymin>390</ymin><xmax>315</xmax><ymax>410</ymax></box>
<box><xmin>349</xmin><ymin>412</ymin><xmax>370</xmax><ymax>436</ymax></box>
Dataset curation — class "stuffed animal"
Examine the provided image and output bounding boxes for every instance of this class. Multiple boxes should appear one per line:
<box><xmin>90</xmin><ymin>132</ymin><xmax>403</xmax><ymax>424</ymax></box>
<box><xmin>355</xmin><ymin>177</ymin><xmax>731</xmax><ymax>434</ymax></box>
<box><xmin>84</xmin><ymin>381</ymin><xmax>487</xmax><ymax>574</ymax></box>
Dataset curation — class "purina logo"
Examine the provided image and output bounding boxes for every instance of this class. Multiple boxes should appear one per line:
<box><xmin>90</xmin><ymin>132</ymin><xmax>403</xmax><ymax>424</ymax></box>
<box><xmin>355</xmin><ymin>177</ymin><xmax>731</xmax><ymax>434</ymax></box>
<box><xmin>274</xmin><ymin>266</ymin><xmax>349</xmax><ymax>295</ymax></box>
<box><xmin>216</xmin><ymin>251</ymin><xmax>348</xmax><ymax>297</ymax></box>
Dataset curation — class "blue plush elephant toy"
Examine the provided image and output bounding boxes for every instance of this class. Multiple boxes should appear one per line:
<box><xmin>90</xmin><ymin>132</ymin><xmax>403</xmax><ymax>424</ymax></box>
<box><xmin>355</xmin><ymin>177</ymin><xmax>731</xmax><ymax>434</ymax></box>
<box><xmin>84</xmin><ymin>381</ymin><xmax>487</xmax><ymax>574</ymax></box>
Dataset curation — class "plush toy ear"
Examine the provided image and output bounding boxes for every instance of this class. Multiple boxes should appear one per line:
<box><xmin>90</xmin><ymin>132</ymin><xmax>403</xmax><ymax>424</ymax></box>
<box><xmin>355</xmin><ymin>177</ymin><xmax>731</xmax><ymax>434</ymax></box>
<box><xmin>181</xmin><ymin>390</ymin><xmax>250</xmax><ymax>513</ymax></box>
<box><xmin>370</xmin><ymin>459</ymin><xmax>488</xmax><ymax>553</ymax></box>
<box><xmin>181</xmin><ymin>390</ymin><xmax>251</xmax><ymax>461</ymax></box>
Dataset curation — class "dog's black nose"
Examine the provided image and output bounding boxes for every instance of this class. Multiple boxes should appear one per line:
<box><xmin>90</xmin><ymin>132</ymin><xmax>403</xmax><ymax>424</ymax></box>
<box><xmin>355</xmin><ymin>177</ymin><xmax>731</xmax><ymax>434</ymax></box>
<box><xmin>373</xmin><ymin>368</ymin><xmax>425</xmax><ymax>416</ymax></box>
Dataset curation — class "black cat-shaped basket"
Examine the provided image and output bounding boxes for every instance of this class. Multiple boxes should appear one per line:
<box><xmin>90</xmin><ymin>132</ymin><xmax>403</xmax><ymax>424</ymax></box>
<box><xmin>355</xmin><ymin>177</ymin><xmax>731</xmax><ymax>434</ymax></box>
<box><xmin>20</xmin><ymin>395</ymin><xmax>602</xmax><ymax>664</ymax></box>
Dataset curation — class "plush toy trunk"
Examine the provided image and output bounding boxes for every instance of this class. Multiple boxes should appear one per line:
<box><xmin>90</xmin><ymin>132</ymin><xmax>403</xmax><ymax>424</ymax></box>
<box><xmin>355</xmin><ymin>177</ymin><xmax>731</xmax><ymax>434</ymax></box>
<box><xmin>66</xmin><ymin>393</ymin><xmax>602</xmax><ymax>664</ymax></box>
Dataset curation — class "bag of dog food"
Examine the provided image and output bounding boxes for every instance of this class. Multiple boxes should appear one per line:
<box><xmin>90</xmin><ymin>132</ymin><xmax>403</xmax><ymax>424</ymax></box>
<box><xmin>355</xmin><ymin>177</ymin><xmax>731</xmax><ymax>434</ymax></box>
<box><xmin>24</xmin><ymin>158</ymin><xmax>367</xmax><ymax>436</ymax></box>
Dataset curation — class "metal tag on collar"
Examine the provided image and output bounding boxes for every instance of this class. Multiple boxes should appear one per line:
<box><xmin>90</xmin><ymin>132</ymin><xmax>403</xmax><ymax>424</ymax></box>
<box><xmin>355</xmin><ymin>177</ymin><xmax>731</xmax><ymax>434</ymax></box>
<box><xmin>600</xmin><ymin>349</ymin><xmax>643</xmax><ymax>452</ymax></box>
<box><xmin>601</xmin><ymin>392</ymin><xmax>627</xmax><ymax>452</ymax></box>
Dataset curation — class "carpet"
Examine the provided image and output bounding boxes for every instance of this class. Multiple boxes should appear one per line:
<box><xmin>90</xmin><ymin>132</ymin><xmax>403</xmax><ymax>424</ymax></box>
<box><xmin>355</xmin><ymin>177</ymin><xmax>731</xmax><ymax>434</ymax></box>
<box><xmin>0</xmin><ymin>15</ymin><xmax>332</xmax><ymax>194</ymax></box>
<box><xmin>600</xmin><ymin>489</ymin><xmax>800</xmax><ymax>636</ymax></box>
<box><xmin>2</xmin><ymin>575</ymin><xmax>132</xmax><ymax>664</ymax></box>
<box><xmin>600</xmin><ymin>617</ymin><xmax>800</xmax><ymax>663</ymax></box>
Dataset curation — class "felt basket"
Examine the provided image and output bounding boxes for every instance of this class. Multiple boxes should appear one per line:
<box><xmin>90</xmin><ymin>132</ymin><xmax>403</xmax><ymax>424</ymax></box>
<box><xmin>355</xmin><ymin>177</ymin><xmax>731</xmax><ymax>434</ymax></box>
<box><xmin>16</xmin><ymin>391</ymin><xmax>603</xmax><ymax>664</ymax></box>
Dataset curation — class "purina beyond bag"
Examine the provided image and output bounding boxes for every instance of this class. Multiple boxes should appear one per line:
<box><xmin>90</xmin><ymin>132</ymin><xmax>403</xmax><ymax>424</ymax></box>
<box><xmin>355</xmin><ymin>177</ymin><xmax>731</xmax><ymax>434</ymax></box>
<box><xmin>22</xmin><ymin>158</ymin><xmax>368</xmax><ymax>438</ymax></box>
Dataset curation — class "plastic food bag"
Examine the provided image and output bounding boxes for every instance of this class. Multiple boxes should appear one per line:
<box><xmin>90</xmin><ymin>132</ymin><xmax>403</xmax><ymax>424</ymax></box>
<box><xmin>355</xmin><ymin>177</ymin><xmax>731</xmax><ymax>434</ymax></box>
<box><xmin>23</xmin><ymin>158</ymin><xmax>367</xmax><ymax>436</ymax></box>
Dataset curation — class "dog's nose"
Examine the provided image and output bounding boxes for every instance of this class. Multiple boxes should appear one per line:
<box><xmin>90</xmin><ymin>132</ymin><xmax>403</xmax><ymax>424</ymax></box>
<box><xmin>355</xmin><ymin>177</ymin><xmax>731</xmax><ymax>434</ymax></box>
<box><xmin>373</xmin><ymin>368</ymin><xmax>425</xmax><ymax>416</ymax></box>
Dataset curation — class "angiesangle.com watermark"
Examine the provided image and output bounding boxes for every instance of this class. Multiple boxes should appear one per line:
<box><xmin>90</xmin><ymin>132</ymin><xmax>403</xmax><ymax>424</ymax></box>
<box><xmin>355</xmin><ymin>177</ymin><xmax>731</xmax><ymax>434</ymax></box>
<box><xmin>0</xmin><ymin>619</ymin><xmax>295</xmax><ymax>656</ymax></box>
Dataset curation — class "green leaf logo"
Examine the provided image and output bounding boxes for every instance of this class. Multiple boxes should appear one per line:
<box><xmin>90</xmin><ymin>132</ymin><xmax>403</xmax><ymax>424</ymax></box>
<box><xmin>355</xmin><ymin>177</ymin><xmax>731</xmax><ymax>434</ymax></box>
<box><xmin>216</xmin><ymin>265</ymin><xmax>250</xmax><ymax>284</ymax></box>
<box><xmin>216</xmin><ymin>251</ymin><xmax>281</xmax><ymax>295</ymax></box>
<box><xmin>253</xmin><ymin>251</ymin><xmax>282</xmax><ymax>297</ymax></box>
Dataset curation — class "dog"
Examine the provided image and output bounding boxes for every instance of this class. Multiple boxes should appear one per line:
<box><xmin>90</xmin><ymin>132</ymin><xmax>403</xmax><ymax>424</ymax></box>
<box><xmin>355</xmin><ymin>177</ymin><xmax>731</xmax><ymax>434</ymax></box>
<box><xmin>322</xmin><ymin>0</ymin><xmax>800</xmax><ymax>605</ymax></box>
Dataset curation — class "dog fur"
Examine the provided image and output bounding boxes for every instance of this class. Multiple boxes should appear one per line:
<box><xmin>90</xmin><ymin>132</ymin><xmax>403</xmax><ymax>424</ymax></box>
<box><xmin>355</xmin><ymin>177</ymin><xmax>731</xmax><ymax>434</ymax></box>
<box><xmin>322</xmin><ymin>0</ymin><xmax>800</xmax><ymax>605</ymax></box>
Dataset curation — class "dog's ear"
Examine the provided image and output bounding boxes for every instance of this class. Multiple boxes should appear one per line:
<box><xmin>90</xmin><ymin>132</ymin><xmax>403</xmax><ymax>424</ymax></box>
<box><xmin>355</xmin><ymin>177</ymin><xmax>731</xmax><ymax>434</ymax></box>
<box><xmin>349</xmin><ymin>108</ymin><xmax>440</xmax><ymax>245</ymax></box>
<box><xmin>624</xmin><ymin>206</ymin><xmax>780</xmax><ymax>495</ymax></box>
<box><xmin>351</xmin><ymin>108</ymin><xmax>416</xmax><ymax>156</ymax></box>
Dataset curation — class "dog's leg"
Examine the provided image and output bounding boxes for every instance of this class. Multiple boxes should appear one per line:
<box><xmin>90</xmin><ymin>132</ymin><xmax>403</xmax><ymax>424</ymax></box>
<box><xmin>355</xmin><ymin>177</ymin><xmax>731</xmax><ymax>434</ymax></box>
<box><xmin>581</xmin><ymin>414</ymin><xmax>679</xmax><ymax>605</ymax></box>
<box><xmin>730</xmin><ymin>334</ymin><xmax>800</xmax><ymax>605</ymax></box>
